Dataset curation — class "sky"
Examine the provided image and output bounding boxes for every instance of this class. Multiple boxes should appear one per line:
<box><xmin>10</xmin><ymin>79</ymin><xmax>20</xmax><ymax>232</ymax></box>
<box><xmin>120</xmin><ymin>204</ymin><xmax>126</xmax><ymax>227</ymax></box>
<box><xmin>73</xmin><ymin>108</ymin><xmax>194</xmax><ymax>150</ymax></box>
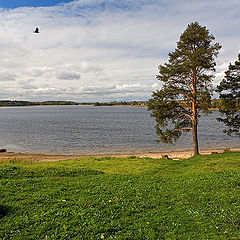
<box><xmin>0</xmin><ymin>0</ymin><xmax>239</xmax><ymax>102</ymax></box>
<box><xmin>0</xmin><ymin>0</ymin><xmax>73</xmax><ymax>8</ymax></box>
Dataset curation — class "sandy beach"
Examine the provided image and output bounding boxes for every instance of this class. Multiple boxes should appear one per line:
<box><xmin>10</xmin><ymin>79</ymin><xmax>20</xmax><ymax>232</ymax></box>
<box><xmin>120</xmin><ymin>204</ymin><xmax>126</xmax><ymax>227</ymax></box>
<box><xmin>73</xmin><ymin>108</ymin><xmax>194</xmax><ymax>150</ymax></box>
<box><xmin>0</xmin><ymin>147</ymin><xmax>240</xmax><ymax>162</ymax></box>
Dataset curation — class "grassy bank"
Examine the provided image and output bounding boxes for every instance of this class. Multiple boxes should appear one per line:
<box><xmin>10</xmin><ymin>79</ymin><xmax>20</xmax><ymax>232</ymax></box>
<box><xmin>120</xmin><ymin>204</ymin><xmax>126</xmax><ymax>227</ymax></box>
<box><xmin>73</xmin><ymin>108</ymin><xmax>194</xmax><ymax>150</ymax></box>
<box><xmin>1</xmin><ymin>153</ymin><xmax>240</xmax><ymax>239</ymax></box>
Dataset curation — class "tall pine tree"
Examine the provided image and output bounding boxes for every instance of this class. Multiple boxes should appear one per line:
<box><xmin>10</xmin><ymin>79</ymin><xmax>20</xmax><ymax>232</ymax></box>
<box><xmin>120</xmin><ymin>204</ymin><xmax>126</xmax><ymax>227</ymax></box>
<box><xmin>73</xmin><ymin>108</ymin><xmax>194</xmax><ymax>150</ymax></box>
<box><xmin>216</xmin><ymin>54</ymin><xmax>240</xmax><ymax>136</ymax></box>
<box><xmin>148</xmin><ymin>22</ymin><xmax>221</xmax><ymax>155</ymax></box>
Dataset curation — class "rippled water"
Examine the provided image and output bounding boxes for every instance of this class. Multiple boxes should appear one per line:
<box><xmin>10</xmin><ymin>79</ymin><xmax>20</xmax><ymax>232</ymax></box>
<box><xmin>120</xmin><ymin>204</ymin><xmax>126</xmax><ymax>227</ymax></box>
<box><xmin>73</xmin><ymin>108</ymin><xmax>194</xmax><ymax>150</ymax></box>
<box><xmin>0</xmin><ymin>105</ymin><xmax>239</xmax><ymax>154</ymax></box>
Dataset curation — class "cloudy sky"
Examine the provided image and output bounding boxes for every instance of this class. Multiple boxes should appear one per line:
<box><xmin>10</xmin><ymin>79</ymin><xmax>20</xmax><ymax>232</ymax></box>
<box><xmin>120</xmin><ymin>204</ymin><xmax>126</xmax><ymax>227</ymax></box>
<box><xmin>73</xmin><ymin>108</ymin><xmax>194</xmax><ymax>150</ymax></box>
<box><xmin>0</xmin><ymin>0</ymin><xmax>239</xmax><ymax>102</ymax></box>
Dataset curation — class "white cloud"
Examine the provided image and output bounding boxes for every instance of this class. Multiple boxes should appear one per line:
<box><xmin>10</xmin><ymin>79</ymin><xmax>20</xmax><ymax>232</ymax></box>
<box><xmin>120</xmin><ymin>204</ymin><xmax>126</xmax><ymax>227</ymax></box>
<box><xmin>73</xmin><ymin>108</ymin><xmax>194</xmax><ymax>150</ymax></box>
<box><xmin>151</xmin><ymin>83</ymin><xmax>161</xmax><ymax>90</ymax></box>
<box><xmin>0</xmin><ymin>0</ymin><xmax>239</xmax><ymax>101</ymax></box>
<box><xmin>0</xmin><ymin>73</ymin><xmax>17</xmax><ymax>81</ymax></box>
<box><xmin>79</xmin><ymin>61</ymin><xmax>102</xmax><ymax>73</ymax></box>
<box><xmin>56</xmin><ymin>71</ymin><xmax>81</xmax><ymax>80</ymax></box>
<box><xmin>24</xmin><ymin>66</ymin><xmax>53</xmax><ymax>77</ymax></box>
<box><xmin>20</xmin><ymin>83</ymin><xmax>39</xmax><ymax>90</ymax></box>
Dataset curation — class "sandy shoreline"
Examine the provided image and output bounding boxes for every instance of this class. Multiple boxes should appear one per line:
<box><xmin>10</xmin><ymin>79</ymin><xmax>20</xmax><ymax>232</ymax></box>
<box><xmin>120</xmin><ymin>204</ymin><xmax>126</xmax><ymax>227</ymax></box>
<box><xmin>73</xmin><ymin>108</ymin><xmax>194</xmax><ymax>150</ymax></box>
<box><xmin>0</xmin><ymin>147</ymin><xmax>240</xmax><ymax>162</ymax></box>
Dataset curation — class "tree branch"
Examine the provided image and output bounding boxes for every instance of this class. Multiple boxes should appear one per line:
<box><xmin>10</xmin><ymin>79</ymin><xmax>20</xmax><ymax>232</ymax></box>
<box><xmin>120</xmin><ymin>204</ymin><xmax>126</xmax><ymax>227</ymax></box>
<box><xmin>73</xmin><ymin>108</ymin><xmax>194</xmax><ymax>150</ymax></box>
<box><xmin>182</xmin><ymin>92</ymin><xmax>191</xmax><ymax>101</ymax></box>
<box><xmin>182</xmin><ymin>100</ymin><xmax>192</xmax><ymax>110</ymax></box>
<box><xmin>164</xmin><ymin>90</ymin><xmax>191</xmax><ymax>101</ymax></box>
<box><xmin>175</xmin><ymin>127</ymin><xmax>192</xmax><ymax>131</ymax></box>
<box><xmin>175</xmin><ymin>113</ymin><xmax>193</xmax><ymax>121</ymax></box>
<box><xmin>184</xmin><ymin>75</ymin><xmax>193</xmax><ymax>92</ymax></box>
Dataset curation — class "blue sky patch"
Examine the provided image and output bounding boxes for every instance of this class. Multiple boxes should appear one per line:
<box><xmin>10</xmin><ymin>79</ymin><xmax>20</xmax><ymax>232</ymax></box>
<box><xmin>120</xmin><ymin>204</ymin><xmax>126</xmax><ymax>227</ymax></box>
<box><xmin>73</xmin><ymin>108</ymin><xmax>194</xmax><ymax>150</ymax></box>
<box><xmin>0</xmin><ymin>0</ymin><xmax>74</xmax><ymax>9</ymax></box>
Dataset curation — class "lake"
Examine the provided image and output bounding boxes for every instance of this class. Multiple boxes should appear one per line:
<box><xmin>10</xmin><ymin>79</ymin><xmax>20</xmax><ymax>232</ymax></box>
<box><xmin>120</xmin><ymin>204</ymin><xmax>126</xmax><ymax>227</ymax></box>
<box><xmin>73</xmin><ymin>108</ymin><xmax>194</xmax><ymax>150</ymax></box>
<box><xmin>0</xmin><ymin>105</ymin><xmax>239</xmax><ymax>155</ymax></box>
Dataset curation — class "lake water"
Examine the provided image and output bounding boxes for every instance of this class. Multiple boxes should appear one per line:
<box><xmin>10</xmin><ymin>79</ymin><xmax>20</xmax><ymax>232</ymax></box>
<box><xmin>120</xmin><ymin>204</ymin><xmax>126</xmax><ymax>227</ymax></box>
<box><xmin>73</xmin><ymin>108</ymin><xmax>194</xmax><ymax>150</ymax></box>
<box><xmin>0</xmin><ymin>105</ymin><xmax>239</xmax><ymax>155</ymax></box>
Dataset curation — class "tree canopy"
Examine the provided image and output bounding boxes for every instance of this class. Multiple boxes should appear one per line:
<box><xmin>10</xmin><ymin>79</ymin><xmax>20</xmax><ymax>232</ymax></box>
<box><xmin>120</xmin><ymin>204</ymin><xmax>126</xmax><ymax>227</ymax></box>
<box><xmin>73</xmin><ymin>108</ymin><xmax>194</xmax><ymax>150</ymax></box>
<box><xmin>216</xmin><ymin>53</ymin><xmax>240</xmax><ymax>136</ymax></box>
<box><xmin>148</xmin><ymin>22</ymin><xmax>221</xmax><ymax>155</ymax></box>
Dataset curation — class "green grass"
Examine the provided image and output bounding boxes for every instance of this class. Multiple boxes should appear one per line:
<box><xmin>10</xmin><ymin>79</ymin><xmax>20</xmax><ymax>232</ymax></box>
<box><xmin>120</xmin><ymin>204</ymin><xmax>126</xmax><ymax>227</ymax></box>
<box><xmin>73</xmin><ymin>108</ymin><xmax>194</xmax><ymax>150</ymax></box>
<box><xmin>0</xmin><ymin>152</ymin><xmax>240</xmax><ymax>239</ymax></box>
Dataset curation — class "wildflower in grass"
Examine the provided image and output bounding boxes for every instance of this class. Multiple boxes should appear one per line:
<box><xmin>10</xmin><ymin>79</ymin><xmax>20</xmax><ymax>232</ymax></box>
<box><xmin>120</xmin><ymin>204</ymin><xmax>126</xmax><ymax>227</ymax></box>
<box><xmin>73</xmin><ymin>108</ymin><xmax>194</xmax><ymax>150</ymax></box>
<box><xmin>109</xmin><ymin>200</ymin><xmax>112</xmax><ymax>203</ymax></box>
<box><xmin>146</xmin><ymin>222</ymin><xmax>150</xmax><ymax>225</ymax></box>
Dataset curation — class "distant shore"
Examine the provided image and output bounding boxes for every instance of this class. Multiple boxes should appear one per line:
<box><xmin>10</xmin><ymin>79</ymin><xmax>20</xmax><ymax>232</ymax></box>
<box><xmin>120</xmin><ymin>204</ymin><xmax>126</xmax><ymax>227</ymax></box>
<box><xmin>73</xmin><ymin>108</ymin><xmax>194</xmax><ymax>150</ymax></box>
<box><xmin>1</xmin><ymin>147</ymin><xmax>240</xmax><ymax>162</ymax></box>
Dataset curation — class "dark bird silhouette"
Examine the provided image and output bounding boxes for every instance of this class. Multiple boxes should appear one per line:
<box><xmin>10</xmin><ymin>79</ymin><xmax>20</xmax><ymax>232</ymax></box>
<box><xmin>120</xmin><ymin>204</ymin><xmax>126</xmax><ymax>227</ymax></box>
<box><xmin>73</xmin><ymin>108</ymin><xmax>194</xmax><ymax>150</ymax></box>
<box><xmin>33</xmin><ymin>27</ymin><xmax>40</xmax><ymax>33</ymax></box>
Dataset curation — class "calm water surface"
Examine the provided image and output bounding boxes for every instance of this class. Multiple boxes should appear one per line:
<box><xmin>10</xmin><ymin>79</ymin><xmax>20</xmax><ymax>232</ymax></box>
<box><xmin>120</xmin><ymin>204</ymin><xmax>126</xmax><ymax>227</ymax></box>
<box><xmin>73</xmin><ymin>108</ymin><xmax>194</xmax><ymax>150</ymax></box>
<box><xmin>0</xmin><ymin>105</ymin><xmax>239</xmax><ymax>154</ymax></box>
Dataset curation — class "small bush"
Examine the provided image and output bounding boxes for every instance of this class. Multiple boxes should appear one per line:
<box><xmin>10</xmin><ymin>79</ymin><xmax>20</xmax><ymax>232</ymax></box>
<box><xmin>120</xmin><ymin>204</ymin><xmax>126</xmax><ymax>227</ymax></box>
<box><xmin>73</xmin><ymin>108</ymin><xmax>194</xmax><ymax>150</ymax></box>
<box><xmin>224</xmin><ymin>148</ymin><xmax>231</xmax><ymax>153</ymax></box>
<box><xmin>127</xmin><ymin>155</ymin><xmax>137</xmax><ymax>159</ymax></box>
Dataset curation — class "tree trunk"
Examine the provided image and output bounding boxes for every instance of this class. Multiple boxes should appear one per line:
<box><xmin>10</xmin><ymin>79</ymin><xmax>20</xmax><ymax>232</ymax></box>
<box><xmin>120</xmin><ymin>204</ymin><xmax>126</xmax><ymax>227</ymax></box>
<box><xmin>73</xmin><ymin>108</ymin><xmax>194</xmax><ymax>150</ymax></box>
<box><xmin>192</xmin><ymin>72</ymin><xmax>199</xmax><ymax>156</ymax></box>
<box><xmin>192</xmin><ymin>118</ymin><xmax>199</xmax><ymax>155</ymax></box>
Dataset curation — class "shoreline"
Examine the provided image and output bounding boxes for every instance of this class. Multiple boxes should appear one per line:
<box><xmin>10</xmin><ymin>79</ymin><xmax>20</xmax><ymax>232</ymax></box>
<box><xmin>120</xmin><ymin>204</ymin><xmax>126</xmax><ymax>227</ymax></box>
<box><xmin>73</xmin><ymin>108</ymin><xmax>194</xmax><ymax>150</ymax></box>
<box><xmin>0</xmin><ymin>147</ymin><xmax>240</xmax><ymax>162</ymax></box>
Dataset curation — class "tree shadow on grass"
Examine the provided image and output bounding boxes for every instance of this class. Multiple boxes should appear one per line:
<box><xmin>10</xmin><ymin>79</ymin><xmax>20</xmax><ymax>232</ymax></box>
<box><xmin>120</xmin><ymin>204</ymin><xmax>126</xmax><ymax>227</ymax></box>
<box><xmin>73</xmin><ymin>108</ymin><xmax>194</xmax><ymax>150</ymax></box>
<box><xmin>0</xmin><ymin>205</ymin><xmax>12</xmax><ymax>218</ymax></box>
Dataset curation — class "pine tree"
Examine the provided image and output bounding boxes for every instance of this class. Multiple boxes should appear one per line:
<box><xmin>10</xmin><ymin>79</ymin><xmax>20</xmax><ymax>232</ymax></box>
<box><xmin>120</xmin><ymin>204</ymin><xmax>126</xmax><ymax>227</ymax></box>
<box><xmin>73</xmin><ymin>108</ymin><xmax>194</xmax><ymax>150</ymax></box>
<box><xmin>216</xmin><ymin>54</ymin><xmax>240</xmax><ymax>136</ymax></box>
<box><xmin>148</xmin><ymin>22</ymin><xmax>221</xmax><ymax>155</ymax></box>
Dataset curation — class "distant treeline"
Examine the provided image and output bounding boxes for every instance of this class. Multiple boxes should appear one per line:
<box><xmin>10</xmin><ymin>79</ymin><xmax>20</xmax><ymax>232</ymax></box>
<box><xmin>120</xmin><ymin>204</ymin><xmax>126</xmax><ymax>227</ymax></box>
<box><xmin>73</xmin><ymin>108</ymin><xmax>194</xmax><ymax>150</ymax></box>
<box><xmin>0</xmin><ymin>99</ymin><xmax>230</xmax><ymax>109</ymax></box>
<box><xmin>93</xmin><ymin>101</ymin><xmax>147</xmax><ymax>106</ymax></box>
<box><xmin>0</xmin><ymin>100</ymin><xmax>79</xmax><ymax>107</ymax></box>
<box><xmin>0</xmin><ymin>100</ymin><xmax>148</xmax><ymax>107</ymax></box>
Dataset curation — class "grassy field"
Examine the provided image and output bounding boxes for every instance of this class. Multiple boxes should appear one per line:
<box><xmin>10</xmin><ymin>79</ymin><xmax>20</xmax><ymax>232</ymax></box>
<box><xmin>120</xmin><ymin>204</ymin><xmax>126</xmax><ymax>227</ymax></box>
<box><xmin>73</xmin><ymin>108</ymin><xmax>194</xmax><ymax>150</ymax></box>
<box><xmin>0</xmin><ymin>152</ymin><xmax>240</xmax><ymax>239</ymax></box>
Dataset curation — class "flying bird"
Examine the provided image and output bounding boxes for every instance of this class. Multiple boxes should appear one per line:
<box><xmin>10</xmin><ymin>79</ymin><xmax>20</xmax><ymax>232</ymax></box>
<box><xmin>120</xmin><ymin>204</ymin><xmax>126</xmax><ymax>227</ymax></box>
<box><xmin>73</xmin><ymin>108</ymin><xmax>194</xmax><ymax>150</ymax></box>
<box><xmin>33</xmin><ymin>27</ymin><xmax>40</xmax><ymax>33</ymax></box>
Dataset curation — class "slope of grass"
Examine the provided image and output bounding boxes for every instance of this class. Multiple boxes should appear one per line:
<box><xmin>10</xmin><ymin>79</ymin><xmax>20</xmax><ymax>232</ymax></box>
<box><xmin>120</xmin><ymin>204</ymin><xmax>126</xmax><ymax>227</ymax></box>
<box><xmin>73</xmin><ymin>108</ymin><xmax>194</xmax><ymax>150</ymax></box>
<box><xmin>0</xmin><ymin>152</ymin><xmax>240</xmax><ymax>239</ymax></box>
